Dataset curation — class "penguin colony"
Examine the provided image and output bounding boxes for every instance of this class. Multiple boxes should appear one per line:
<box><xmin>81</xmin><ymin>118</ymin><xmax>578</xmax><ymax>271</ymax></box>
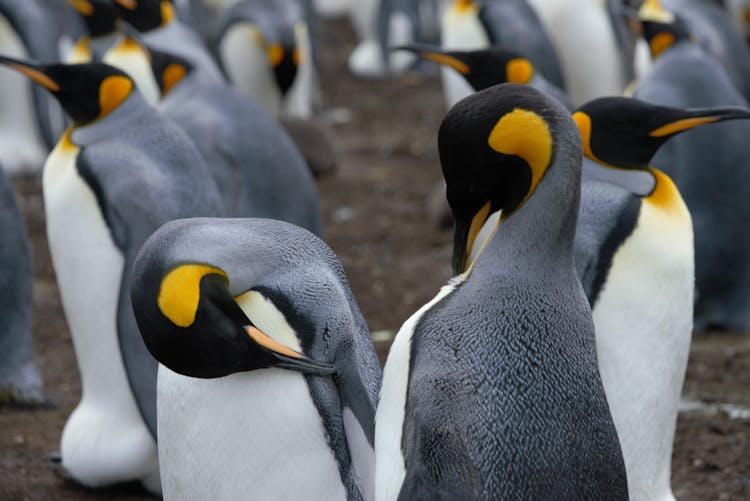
<box><xmin>0</xmin><ymin>0</ymin><xmax>749</xmax><ymax>499</ymax></box>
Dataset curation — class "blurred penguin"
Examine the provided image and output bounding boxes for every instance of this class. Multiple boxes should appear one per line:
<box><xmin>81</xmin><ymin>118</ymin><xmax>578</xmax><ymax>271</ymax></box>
<box><xmin>66</xmin><ymin>0</ymin><xmax>120</xmax><ymax>62</ymax></box>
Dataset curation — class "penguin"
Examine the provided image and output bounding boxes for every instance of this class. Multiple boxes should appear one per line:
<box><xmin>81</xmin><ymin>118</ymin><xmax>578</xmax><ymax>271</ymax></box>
<box><xmin>525</xmin><ymin>0</ymin><xmax>634</xmax><ymax>106</ymax></box>
<box><xmin>636</xmin><ymin>0</ymin><xmax>750</xmax><ymax>331</ymax></box>
<box><xmin>572</xmin><ymin>96</ymin><xmax>750</xmax><ymax>501</ymax></box>
<box><xmin>146</xmin><ymin>46</ymin><xmax>323</xmax><ymax>234</ymax></box>
<box><xmin>397</xmin><ymin>43</ymin><xmax>574</xmax><ymax>110</ymax></box>
<box><xmin>0</xmin><ymin>0</ymin><xmax>66</xmax><ymax>173</ymax></box>
<box><xmin>215</xmin><ymin>0</ymin><xmax>318</xmax><ymax>118</ymax></box>
<box><xmin>0</xmin><ymin>165</ymin><xmax>47</xmax><ymax>407</ymax></box>
<box><xmin>440</xmin><ymin>0</ymin><xmax>564</xmax><ymax>111</ymax></box>
<box><xmin>102</xmin><ymin>34</ymin><xmax>162</xmax><ymax>105</ymax></box>
<box><xmin>112</xmin><ymin>0</ymin><xmax>224</xmax><ymax>85</ymax></box>
<box><xmin>130</xmin><ymin>217</ymin><xmax>382</xmax><ymax>501</ymax></box>
<box><xmin>375</xmin><ymin>84</ymin><xmax>628</xmax><ymax>500</ymax></box>
<box><xmin>65</xmin><ymin>0</ymin><xmax>121</xmax><ymax>62</ymax></box>
<box><xmin>0</xmin><ymin>57</ymin><xmax>223</xmax><ymax>492</ymax></box>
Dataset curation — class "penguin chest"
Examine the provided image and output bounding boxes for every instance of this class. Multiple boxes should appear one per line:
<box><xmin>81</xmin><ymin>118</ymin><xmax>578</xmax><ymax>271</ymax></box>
<box><xmin>220</xmin><ymin>24</ymin><xmax>282</xmax><ymax>117</ymax></box>
<box><xmin>157</xmin><ymin>365</ymin><xmax>347</xmax><ymax>501</ymax></box>
<box><xmin>103</xmin><ymin>46</ymin><xmax>160</xmax><ymax>106</ymax></box>
<box><xmin>440</xmin><ymin>4</ymin><xmax>489</xmax><ymax>108</ymax></box>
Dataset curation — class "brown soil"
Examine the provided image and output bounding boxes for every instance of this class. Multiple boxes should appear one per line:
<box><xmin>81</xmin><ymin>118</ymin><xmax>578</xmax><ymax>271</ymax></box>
<box><xmin>2</xmin><ymin>18</ymin><xmax>749</xmax><ymax>501</ymax></box>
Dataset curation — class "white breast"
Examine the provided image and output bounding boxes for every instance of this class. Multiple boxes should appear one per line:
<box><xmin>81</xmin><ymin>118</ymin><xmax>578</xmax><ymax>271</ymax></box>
<box><xmin>46</xmin><ymin>136</ymin><xmax>159</xmax><ymax>491</ymax></box>
<box><xmin>440</xmin><ymin>4</ymin><xmax>489</xmax><ymax>109</ymax></box>
<box><xmin>375</xmin><ymin>275</ymin><xmax>466</xmax><ymax>501</ymax></box>
<box><xmin>103</xmin><ymin>43</ymin><xmax>161</xmax><ymax>106</ymax></box>
<box><xmin>0</xmin><ymin>14</ymin><xmax>46</xmax><ymax>174</ymax></box>
<box><xmin>593</xmin><ymin>197</ymin><xmax>693</xmax><ymax>501</ymax></box>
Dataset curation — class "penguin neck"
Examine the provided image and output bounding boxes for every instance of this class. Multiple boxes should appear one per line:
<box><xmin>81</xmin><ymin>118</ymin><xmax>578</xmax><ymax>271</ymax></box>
<box><xmin>90</xmin><ymin>32</ymin><xmax>122</xmax><ymax>60</ymax></box>
<box><xmin>70</xmin><ymin>92</ymin><xmax>152</xmax><ymax>146</ymax></box>
<box><xmin>472</xmin><ymin>158</ymin><xmax>580</xmax><ymax>279</ymax></box>
<box><xmin>581</xmin><ymin>157</ymin><xmax>656</xmax><ymax>196</ymax></box>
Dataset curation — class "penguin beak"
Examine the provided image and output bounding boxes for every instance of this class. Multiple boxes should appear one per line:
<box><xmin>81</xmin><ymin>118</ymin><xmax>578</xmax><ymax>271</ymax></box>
<box><xmin>114</xmin><ymin>0</ymin><xmax>138</xmax><ymax>10</ymax></box>
<box><xmin>0</xmin><ymin>55</ymin><xmax>60</xmax><ymax>92</ymax></box>
<box><xmin>452</xmin><ymin>201</ymin><xmax>493</xmax><ymax>274</ymax></box>
<box><xmin>268</xmin><ymin>44</ymin><xmax>298</xmax><ymax>96</ymax></box>
<box><xmin>648</xmin><ymin>107</ymin><xmax>750</xmax><ymax>137</ymax></box>
<box><xmin>67</xmin><ymin>0</ymin><xmax>94</xmax><ymax>16</ymax></box>
<box><xmin>244</xmin><ymin>326</ymin><xmax>335</xmax><ymax>376</ymax></box>
<box><xmin>393</xmin><ymin>43</ymin><xmax>469</xmax><ymax>75</ymax></box>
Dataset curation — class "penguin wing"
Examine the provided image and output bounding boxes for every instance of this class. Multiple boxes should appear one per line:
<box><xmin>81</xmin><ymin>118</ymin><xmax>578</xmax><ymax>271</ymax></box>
<box><xmin>77</xmin><ymin>136</ymin><xmax>224</xmax><ymax>436</ymax></box>
<box><xmin>478</xmin><ymin>0</ymin><xmax>566</xmax><ymax>90</ymax></box>
<box><xmin>575</xmin><ymin>181</ymin><xmax>641</xmax><ymax>308</ymax></box>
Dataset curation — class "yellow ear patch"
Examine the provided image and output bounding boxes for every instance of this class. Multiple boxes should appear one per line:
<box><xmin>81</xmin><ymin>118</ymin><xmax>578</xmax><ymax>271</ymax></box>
<box><xmin>97</xmin><ymin>75</ymin><xmax>133</xmax><ymax>119</ymax></box>
<box><xmin>161</xmin><ymin>1</ymin><xmax>175</xmax><ymax>24</ymax></box>
<box><xmin>267</xmin><ymin>44</ymin><xmax>284</xmax><ymax>67</ymax></box>
<box><xmin>68</xmin><ymin>0</ymin><xmax>94</xmax><ymax>15</ymax></box>
<box><xmin>158</xmin><ymin>264</ymin><xmax>229</xmax><ymax>328</ymax></box>
<box><xmin>639</xmin><ymin>0</ymin><xmax>675</xmax><ymax>23</ymax></box>
<box><xmin>245</xmin><ymin>326</ymin><xmax>305</xmax><ymax>360</ymax></box>
<box><xmin>506</xmin><ymin>58</ymin><xmax>533</xmax><ymax>84</ymax></box>
<box><xmin>9</xmin><ymin>64</ymin><xmax>60</xmax><ymax>92</ymax></box>
<box><xmin>488</xmin><ymin>108</ymin><xmax>552</xmax><ymax>203</ymax></box>
<box><xmin>162</xmin><ymin>63</ymin><xmax>186</xmax><ymax>95</ymax></box>
<box><xmin>649</xmin><ymin>31</ymin><xmax>675</xmax><ymax>58</ymax></box>
<box><xmin>421</xmin><ymin>51</ymin><xmax>469</xmax><ymax>75</ymax></box>
<box><xmin>649</xmin><ymin>116</ymin><xmax>720</xmax><ymax>137</ymax></box>
<box><xmin>572</xmin><ymin>111</ymin><xmax>600</xmax><ymax>163</ymax></box>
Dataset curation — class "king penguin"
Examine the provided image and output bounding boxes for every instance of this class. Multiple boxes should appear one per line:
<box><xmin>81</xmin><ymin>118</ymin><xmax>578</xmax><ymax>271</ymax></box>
<box><xmin>636</xmin><ymin>0</ymin><xmax>750</xmax><ymax>331</ymax></box>
<box><xmin>0</xmin><ymin>0</ymin><xmax>66</xmax><ymax>173</ymax></box>
<box><xmin>440</xmin><ymin>0</ymin><xmax>564</xmax><ymax>109</ymax></box>
<box><xmin>146</xmin><ymin>46</ymin><xmax>323</xmax><ymax>234</ymax></box>
<box><xmin>215</xmin><ymin>0</ymin><xmax>318</xmax><ymax>119</ymax></box>
<box><xmin>0</xmin><ymin>57</ymin><xmax>223</xmax><ymax>492</ymax></box>
<box><xmin>0</xmin><ymin>165</ymin><xmax>47</xmax><ymax>406</ymax></box>
<box><xmin>112</xmin><ymin>0</ymin><xmax>224</xmax><ymax>85</ymax></box>
<box><xmin>130</xmin><ymin>217</ymin><xmax>382</xmax><ymax>501</ymax></box>
<box><xmin>572</xmin><ymin>96</ymin><xmax>750</xmax><ymax>501</ymax></box>
<box><xmin>66</xmin><ymin>0</ymin><xmax>121</xmax><ymax>63</ymax></box>
<box><xmin>375</xmin><ymin>83</ymin><xmax>628</xmax><ymax>500</ymax></box>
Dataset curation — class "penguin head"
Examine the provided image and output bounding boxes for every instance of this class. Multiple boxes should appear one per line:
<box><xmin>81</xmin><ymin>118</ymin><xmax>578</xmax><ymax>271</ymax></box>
<box><xmin>440</xmin><ymin>83</ymin><xmax>578</xmax><ymax>274</ymax></box>
<box><xmin>0</xmin><ymin>57</ymin><xmax>134</xmax><ymax>126</ymax></box>
<box><xmin>67</xmin><ymin>0</ymin><xmax>119</xmax><ymax>37</ymax></box>
<box><xmin>144</xmin><ymin>46</ymin><xmax>194</xmax><ymax>96</ymax></box>
<box><xmin>132</xmin><ymin>261</ymin><xmax>335</xmax><ymax>379</ymax></box>
<box><xmin>573</xmin><ymin>96</ymin><xmax>750</xmax><ymax>169</ymax></box>
<box><xmin>395</xmin><ymin>43</ymin><xmax>535</xmax><ymax>91</ymax></box>
<box><xmin>113</xmin><ymin>0</ymin><xmax>175</xmax><ymax>32</ymax></box>
<box><xmin>267</xmin><ymin>41</ymin><xmax>299</xmax><ymax>96</ymax></box>
<box><xmin>638</xmin><ymin>0</ymin><xmax>691</xmax><ymax>58</ymax></box>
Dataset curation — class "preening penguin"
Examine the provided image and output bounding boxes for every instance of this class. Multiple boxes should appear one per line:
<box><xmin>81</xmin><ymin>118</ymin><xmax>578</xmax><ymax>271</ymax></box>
<box><xmin>0</xmin><ymin>57</ymin><xmax>223</xmax><ymax>492</ymax></box>
<box><xmin>216</xmin><ymin>0</ymin><xmax>318</xmax><ymax>118</ymax></box>
<box><xmin>573</xmin><ymin>97</ymin><xmax>750</xmax><ymax>501</ymax></box>
<box><xmin>398</xmin><ymin>43</ymin><xmax>573</xmax><ymax>110</ymax></box>
<box><xmin>113</xmin><ymin>0</ymin><xmax>224</xmax><ymax>85</ymax></box>
<box><xmin>636</xmin><ymin>0</ymin><xmax>750</xmax><ymax>331</ymax></box>
<box><xmin>131</xmin><ymin>217</ymin><xmax>382</xmax><ymax>501</ymax></box>
<box><xmin>146</xmin><ymin>47</ymin><xmax>323</xmax><ymax>234</ymax></box>
<box><xmin>375</xmin><ymin>84</ymin><xmax>628</xmax><ymax>500</ymax></box>
<box><xmin>0</xmin><ymin>0</ymin><xmax>66</xmax><ymax>173</ymax></box>
<box><xmin>66</xmin><ymin>0</ymin><xmax>120</xmax><ymax>62</ymax></box>
<box><xmin>0</xmin><ymin>166</ymin><xmax>47</xmax><ymax>407</ymax></box>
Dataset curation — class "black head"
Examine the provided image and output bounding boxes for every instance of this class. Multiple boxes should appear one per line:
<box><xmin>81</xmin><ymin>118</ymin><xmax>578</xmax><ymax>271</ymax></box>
<box><xmin>145</xmin><ymin>46</ymin><xmax>195</xmax><ymax>96</ymax></box>
<box><xmin>440</xmin><ymin>83</ymin><xmax>569</xmax><ymax>274</ymax></box>
<box><xmin>395</xmin><ymin>43</ymin><xmax>534</xmax><ymax>91</ymax></box>
<box><xmin>638</xmin><ymin>0</ymin><xmax>692</xmax><ymax>58</ymax></box>
<box><xmin>267</xmin><ymin>43</ymin><xmax>298</xmax><ymax>96</ymax></box>
<box><xmin>0</xmin><ymin>56</ymin><xmax>133</xmax><ymax>126</ymax></box>
<box><xmin>574</xmin><ymin>96</ymin><xmax>750</xmax><ymax>169</ymax></box>
<box><xmin>67</xmin><ymin>0</ymin><xmax>119</xmax><ymax>37</ymax></box>
<box><xmin>114</xmin><ymin>0</ymin><xmax>174</xmax><ymax>32</ymax></box>
<box><xmin>132</xmin><ymin>262</ymin><xmax>334</xmax><ymax>379</ymax></box>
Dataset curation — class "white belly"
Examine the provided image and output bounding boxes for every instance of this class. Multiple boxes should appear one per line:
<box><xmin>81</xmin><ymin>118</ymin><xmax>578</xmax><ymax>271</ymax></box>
<box><xmin>440</xmin><ymin>5</ymin><xmax>489</xmax><ymax>109</ymax></box>
<box><xmin>375</xmin><ymin>275</ymin><xmax>465</xmax><ymax>501</ymax></box>
<box><xmin>45</xmin><ymin>137</ymin><xmax>159</xmax><ymax>491</ymax></box>
<box><xmin>527</xmin><ymin>0</ymin><xmax>625</xmax><ymax>106</ymax></box>
<box><xmin>157</xmin><ymin>365</ymin><xmax>347</xmax><ymax>501</ymax></box>
<box><xmin>220</xmin><ymin>24</ymin><xmax>282</xmax><ymax>117</ymax></box>
<box><xmin>593</xmin><ymin>199</ymin><xmax>693</xmax><ymax>501</ymax></box>
<box><xmin>0</xmin><ymin>15</ymin><xmax>46</xmax><ymax>174</ymax></box>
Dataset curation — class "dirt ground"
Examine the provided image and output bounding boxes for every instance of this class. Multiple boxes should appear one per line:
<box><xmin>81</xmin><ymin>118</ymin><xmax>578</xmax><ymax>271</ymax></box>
<box><xmin>1</xmin><ymin>18</ymin><xmax>749</xmax><ymax>501</ymax></box>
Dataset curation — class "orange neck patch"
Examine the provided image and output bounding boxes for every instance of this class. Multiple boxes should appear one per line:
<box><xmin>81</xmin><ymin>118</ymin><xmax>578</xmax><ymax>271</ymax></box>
<box><xmin>162</xmin><ymin>63</ymin><xmax>186</xmax><ymax>95</ymax></box>
<box><xmin>649</xmin><ymin>31</ymin><xmax>675</xmax><ymax>58</ymax></box>
<box><xmin>98</xmin><ymin>75</ymin><xmax>133</xmax><ymax>120</ymax></box>
<box><xmin>645</xmin><ymin>168</ymin><xmax>682</xmax><ymax>213</ymax></box>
